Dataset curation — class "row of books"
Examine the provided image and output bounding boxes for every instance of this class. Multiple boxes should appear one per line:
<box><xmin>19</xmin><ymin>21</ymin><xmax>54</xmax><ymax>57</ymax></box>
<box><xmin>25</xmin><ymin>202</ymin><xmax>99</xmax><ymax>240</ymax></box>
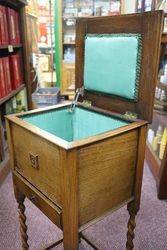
<box><xmin>0</xmin><ymin>5</ymin><xmax>21</xmax><ymax>45</ymax></box>
<box><xmin>0</xmin><ymin>53</ymin><xmax>23</xmax><ymax>99</ymax></box>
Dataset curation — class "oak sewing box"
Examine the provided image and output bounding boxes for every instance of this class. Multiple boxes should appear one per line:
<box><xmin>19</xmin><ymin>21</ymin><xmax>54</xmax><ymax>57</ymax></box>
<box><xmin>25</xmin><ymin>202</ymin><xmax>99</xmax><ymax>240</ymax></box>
<box><xmin>6</xmin><ymin>10</ymin><xmax>163</xmax><ymax>250</ymax></box>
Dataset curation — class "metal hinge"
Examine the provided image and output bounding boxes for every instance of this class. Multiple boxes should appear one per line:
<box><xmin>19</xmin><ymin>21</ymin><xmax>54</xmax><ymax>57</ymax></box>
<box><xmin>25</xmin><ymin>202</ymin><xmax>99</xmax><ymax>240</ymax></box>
<box><xmin>69</xmin><ymin>86</ymin><xmax>84</xmax><ymax>112</ymax></box>
<box><xmin>82</xmin><ymin>100</ymin><xmax>92</xmax><ymax>107</ymax></box>
<box><xmin>124</xmin><ymin>111</ymin><xmax>138</xmax><ymax>119</ymax></box>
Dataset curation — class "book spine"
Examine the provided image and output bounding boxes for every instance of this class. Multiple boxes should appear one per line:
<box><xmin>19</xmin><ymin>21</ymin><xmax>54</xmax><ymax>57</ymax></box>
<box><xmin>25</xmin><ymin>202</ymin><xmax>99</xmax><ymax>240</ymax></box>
<box><xmin>0</xmin><ymin>58</ymin><xmax>2</xmax><ymax>97</ymax></box>
<box><xmin>9</xmin><ymin>56</ymin><xmax>16</xmax><ymax>89</ymax></box>
<box><xmin>7</xmin><ymin>7</ymin><xmax>17</xmax><ymax>44</ymax></box>
<box><xmin>12</xmin><ymin>9</ymin><xmax>17</xmax><ymax>44</ymax></box>
<box><xmin>15</xmin><ymin>11</ymin><xmax>21</xmax><ymax>44</ymax></box>
<box><xmin>0</xmin><ymin>6</ymin><xmax>2</xmax><ymax>45</ymax></box>
<box><xmin>17</xmin><ymin>54</ymin><xmax>23</xmax><ymax>85</ymax></box>
<box><xmin>10</xmin><ymin>54</ymin><xmax>21</xmax><ymax>89</ymax></box>
<box><xmin>2</xmin><ymin>58</ymin><xmax>8</xmax><ymax>95</ymax></box>
<box><xmin>6</xmin><ymin>7</ymin><xmax>11</xmax><ymax>44</ymax></box>
<box><xmin>3</xmin><ymin>57</ymin><xmax>12</xmax><ymax>94</ymax></box>
<box><xmin>3</xmin><ymin>7</ymin><xmax>9</xmax><ymax>44</ymax></box>
<box><xmin>0</xmin><ymin>58</ymin><xmax>6</xmax><ymax>97</ymax></box>
<box><xmin>0</xmin><ymin>6</ymin><xmax>6</xmax><ymax>45</ymax></box>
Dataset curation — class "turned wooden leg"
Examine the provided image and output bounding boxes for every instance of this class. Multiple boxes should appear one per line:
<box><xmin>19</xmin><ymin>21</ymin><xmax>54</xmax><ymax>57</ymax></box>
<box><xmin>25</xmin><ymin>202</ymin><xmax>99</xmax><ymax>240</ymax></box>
<box><xmin>18</xmin><ymin>199</ymin><xmax>29</xmax><ymax>250</ymax></box>
<box><xmin>126</xmin><ymin>205</ymin><xmax>137</xmax><ymax>250</ymax></box>
<box><xmin>126</xmin><ymin>126</ymin><xmax>147</xmax><ymax>249</ymax></box>
<box><xmin>14</xmin><ymin>183</ymin><xmax>29</xmax><ymax>250</ymax></box>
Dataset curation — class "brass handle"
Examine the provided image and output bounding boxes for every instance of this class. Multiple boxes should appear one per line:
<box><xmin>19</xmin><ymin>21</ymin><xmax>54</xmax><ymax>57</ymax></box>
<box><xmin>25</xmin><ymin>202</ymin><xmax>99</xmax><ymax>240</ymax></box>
<box><xmin>29</xmin><ymin>152</ymin><xmax>39</xmax><ymax>169</ymax></box>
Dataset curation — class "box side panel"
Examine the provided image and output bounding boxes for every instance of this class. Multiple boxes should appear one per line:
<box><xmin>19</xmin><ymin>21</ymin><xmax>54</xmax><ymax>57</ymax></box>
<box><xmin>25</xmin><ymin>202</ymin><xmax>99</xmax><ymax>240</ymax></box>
<box><xmin>78</xmin><ymin>129</ymin><xmax>138</xmax><ymax>226</ymax></box>
<box><xmin>11</xmin><ymin>123</ymin><xmax>62</xmax><ymax>207</ymax></box>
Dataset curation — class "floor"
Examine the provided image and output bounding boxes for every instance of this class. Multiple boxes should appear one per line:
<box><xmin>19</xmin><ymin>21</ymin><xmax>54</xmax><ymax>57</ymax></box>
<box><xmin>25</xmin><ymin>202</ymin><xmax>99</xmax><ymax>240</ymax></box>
<box><xmin>0</xmin><ymin>163</ymin><xmax>167</xmax><ymax>250</ymax></box>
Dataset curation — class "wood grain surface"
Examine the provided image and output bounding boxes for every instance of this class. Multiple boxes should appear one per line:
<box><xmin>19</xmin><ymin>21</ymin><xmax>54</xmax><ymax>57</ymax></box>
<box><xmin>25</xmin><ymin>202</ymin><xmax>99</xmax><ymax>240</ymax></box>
<box><xmin>13</xmin><ymin>172</ymin><xmax>62</xmax><ymax>229</ymax></box>
<box><xmin>61</xmin><ymin>149</ymin><xmax>79</xmax><ymax>249</ymax></box>
<box><xmin>78</xmin><ymin>129</ymin><xmax>138</xmax><ymax>226</ymax></box>
<box><xmin>11</xmin><ymin>123</ymin><xmax>62</xmax><ymax>208</ymax></box>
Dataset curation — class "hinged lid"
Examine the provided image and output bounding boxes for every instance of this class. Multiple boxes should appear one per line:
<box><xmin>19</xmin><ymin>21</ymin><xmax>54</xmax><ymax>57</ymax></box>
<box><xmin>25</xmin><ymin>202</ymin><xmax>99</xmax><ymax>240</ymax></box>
<box><xmin>75</xmin><ymin>11</ymin><xmax>164</xmax><ymax>123</ymax></box>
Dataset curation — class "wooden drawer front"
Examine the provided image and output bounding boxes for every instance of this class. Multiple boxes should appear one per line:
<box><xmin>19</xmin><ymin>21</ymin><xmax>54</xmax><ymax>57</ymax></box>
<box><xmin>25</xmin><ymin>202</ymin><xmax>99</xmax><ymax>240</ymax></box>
<box><xmin>78</xmin><ymin>129</ymin><xmax>138</xmax><ymax>226</ymax></box>
<box><xmin>11</xmin><ymin>123</ymin><xmax>62</xmax><ymax>208</ymax></box>
<box><xmin>13</xmin><ymin>173</ymin><xmax>62</xmax><ymax>229</ymax></box>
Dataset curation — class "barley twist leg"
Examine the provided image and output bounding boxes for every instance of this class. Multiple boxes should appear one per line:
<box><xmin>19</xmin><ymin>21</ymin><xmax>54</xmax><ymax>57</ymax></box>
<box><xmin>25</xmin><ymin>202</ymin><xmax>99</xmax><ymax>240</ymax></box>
<box><xmin>126</xmin><ymin>211</ymin><xmax>136</xmax><ymax>250</ymax></box>
<box><xmin>18</xmin><ymin>199</ymin><xmax>29</xmax><ymax>249</ymax></box>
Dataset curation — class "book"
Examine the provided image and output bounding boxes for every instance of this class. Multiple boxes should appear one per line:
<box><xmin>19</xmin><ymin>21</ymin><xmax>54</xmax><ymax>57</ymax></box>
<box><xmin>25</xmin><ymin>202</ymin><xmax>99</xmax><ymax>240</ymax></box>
<box><xmin>15</xmin><ymin>11</ymin><xmax>21</xmax><ymax>44</ymax></box>
<box><xmin>0</xmin><ymin>5</ymin><xmax>20</xmax><ymax>45</ymax></box>
<box><xmin>0</xmin><ymin>6</ymin><xmax>6</xmax><ymax>45</ymax></box>
<box><xmin>0</xmin><ymin>6</ymin><xmax>2</xmax><ymax>45</ymax></box>
<box><xmin>0</xmin><ymin>58</ymin><xmax>6</xmax><ymax>98</ymax></box>
<box><xmin>3</xmin><ymin>6</ymin><xmax>9</xmax><ymax>44</ymax></box>
<box><xmin>16</xmin><ymin>53</ymin><xmax>23</xmax><ymax>87</ymax></box>
<box><xmin>3</xmin><ymin>57</ymin><xmax>12</xmax><ymax>94</ymax></box>
<box><xmin>10</xmin><ymin>53</ymin><xmax>23</xmax><ymax>89</ymax></box>
<box><xmin>6</xmin><ymin>7</ymin><xmax>17</xmax><ymax>44</ymax></box>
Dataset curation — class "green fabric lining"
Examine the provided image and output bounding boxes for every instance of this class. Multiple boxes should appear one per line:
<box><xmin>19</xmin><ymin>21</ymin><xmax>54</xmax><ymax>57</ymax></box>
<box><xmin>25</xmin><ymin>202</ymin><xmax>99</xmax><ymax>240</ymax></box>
<box><xmin>84</xmin><ymin>34</ymin><xmax>142</xmax><ymax>100</ymax></box>
<box><xmin>22</xmin><ymin>107</ymin><xmax>129</xmax><ymax>142</ymax></box>
<box><xmin>22</xmin><ymin>109</ymin><xmax>73</xmax><ymax>141</ymax></box>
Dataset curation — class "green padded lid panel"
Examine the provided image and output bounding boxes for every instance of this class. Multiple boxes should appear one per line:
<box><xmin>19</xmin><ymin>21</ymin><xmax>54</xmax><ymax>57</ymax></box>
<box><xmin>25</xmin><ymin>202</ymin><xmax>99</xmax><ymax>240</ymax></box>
<box><xmin>84</xmin><ymin>34</ymin><xmax>142</xmax><ymax>100</ymax></box>
<box><xmin>22</xmin><ymin>107</ymin><xmax>129</xmax><ymax>142</ymax></box>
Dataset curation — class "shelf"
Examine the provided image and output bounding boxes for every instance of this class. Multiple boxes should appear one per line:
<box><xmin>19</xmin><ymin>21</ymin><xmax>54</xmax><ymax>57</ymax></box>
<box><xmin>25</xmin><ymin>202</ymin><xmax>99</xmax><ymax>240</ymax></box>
<box><xmin>0</xmin><ymin>84</ymin><xmax>25</xmax><ymax>105</ymax></box>
<box><xmin>158</xmin><ymin>82</ymin><xmax>167</xmax><ymax>89</ymax></box>
<box><xmin>63</xmin><ymin>60</ymin><xmax>75</xmax><ymax>65</ymax></box>
<box><xmin>0</xmin><ymin>44</ymin><xmax>23</xmax><ymax>50</ymax></box>
<box><xmin>153</xmin><ymin>110</ymin><xmax>167</xmax><ymax>128</ymax></box>
<box><xmin>63</xmin><ymin>42</ymin><xmax>75</xmax><ymax>45</ymax></box>
<box><xmin>0</xmin><ymin>0</ymin><xmax>27</xmax><ymax>7</ymax></box>
<box><xmin>62</xmin><ymin>15</ymin><xmax>93</xmax><ymax>20</ymax></box>
<box><xmin>26</xmin><ymin>12</ymin><xmax>38</xmax><ymax>19</ymax></box>
<box><xmin>145</xmin><ymin>142</ymin><xmax>161</xmax><ymax>183</ymax></box>
<box><xmin>155</xmin><ymin>99</ymin><xmax>167</xmax><ymax>107</ymax></box>
<box><xmin>147</xmin><ymin>142</ymin><xmax>161</xmax><ymax>166</ymax></box>
<box><xmin>63</xmin><ymin>16</ymin><xmax>77</xmax><ymax>20</ymax></box>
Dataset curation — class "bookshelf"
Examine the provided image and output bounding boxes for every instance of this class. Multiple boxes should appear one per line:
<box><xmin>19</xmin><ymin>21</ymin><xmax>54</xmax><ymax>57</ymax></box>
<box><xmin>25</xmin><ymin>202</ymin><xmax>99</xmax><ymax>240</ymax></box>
<box><xmin>0</xmin><ymin>84</ymin><xmax>25</xmax><ymax>106</ymax></box>
<box><xmin>0</xmin><ymin>0</ymin><xmax>31</xmax><ymax>186</ymax></box>
<box><xmin>54</xmin><ymin>0</ymin><xmax>122</xmax><ymax>100</ymax></box>
<box><xmin>135</xmin><ymin>0</ymin><xmax>167</xmax><ymax>200</ymax></box>
<box><xmin>145</xmin><ymin>33</ymin><xmax>167</xmax><ymax>200</ymax></box>
<box><xmin>0</xmin><ymin>44</ymin><xmax>23</xmax><ymax>50</ymax></box>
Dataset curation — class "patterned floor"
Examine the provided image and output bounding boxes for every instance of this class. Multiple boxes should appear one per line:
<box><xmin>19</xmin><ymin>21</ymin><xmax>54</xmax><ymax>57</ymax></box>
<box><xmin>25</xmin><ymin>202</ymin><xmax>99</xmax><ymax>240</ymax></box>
<box><xmin>0</xmin><ymin>164</ymin><xmax>167</xmax><ymax>250</ymax></box>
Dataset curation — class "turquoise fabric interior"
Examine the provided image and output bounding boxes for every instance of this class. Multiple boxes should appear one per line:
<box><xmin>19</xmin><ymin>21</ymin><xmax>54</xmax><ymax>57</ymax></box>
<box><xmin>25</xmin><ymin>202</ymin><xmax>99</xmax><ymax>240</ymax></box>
<box><xmin>84</xmin><ymin>34</ymin><xmax>142</xmax><ymax>100</ymax></box>
<box><xmin>22</xmin><ymin>107</ymin><xmax>129</xmax><ymax>142</ymax></box>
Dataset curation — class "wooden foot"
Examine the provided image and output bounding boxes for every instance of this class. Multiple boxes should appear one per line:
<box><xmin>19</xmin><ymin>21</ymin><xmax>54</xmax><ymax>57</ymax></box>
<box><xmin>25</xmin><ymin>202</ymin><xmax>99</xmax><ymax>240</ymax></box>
<box><xmin>18</xmin><ymin>200</ymin><xmax>29</xmax><ymax>250</ymax></box>
<box><xmin>126</xmin><ymin>210</ymin><xmax>136</xmax><ymax>250</ymax></box>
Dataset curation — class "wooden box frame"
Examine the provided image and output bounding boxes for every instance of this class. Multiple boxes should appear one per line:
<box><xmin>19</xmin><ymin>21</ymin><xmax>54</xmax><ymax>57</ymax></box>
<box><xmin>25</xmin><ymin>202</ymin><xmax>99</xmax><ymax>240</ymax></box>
<box><xmin>6</xmin><ymin>11</ymin><xmax>163</xmax><ymax>250</ymax></box>
<box><xmin>76</xmin><ymin>11</ymin><xmax>163</xmax><ymax>123</ymax></box>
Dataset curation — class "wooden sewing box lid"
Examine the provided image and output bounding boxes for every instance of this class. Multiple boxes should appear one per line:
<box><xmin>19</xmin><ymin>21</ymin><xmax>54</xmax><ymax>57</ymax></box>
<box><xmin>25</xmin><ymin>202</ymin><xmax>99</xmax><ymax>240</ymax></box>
<box><xmin>75</xmin><ymin>11</ymin><xmax>164</xmax><ymax>123</ymax></box>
